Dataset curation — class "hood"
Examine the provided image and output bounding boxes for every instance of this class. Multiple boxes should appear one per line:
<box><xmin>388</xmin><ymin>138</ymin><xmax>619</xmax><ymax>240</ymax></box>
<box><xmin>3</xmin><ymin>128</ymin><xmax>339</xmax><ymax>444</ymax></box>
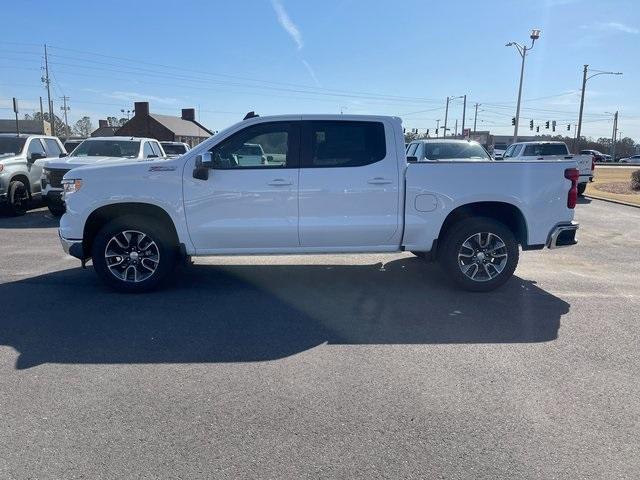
<box><xmin>62</xmin><ymin>157</ymin><xmax>181</xmax><ymax>180</ymax></box>
<box><xmin>44</xmin><ymin>156</ymin><xmax>149</xmax><ymax>170</ymax></box>
<box><xmin>0</xmin><ymin>152</ymin><xmax>22</xmax><ymax>162</ymax></box>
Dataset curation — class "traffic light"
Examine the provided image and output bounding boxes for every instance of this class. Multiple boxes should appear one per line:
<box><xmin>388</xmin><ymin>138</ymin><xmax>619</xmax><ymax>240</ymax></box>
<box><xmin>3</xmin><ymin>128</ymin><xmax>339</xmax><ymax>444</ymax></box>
<box><xmin>529</xmin><ymin>120</ymin><xmax>534</xmax><ymax>130</ymax></box>
<box><xmin>536</xmin><ymin>126</ymin><xmax>540</xmax><ymax>132</ymax></box>
<box><xmin>567</xmin><ymin>124</ymin><xmax>571</xmax><ymax>131</ymax></box>
<box><xmin>552</xmin><ymin>120</ymin><xmax>556</xmax><ymax>132</ymax></box>
<box><xmin>511</xmin><ymin>117</ymin><xmax>516</xmax><ymax>126</ymax></box>
<box><xmin>545</xmin><ymin>121</ymin><xmax>550</xmax><ymax>129</ymax></box>
<box><xmin>435</xmin><ymin>128</ymin><xmax>439</xmax><ymax>136</ymax></box>
<box><xmin>426</xmin><ymin>129</ymin><xmax>429</xmax><ymax>136</ymax></box>
<box><xmin>403</xmin><ymin>128</ymin><xmax>406</xmax><ymax>133</ymax></box>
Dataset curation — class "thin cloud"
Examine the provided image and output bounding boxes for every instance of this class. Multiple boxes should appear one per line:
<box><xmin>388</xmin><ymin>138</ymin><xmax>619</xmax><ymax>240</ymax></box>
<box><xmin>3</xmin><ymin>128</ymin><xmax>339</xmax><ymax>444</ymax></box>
<box><xmin>271</xmin><ymin>0</ymin><xmax>303</xmax><ymax>50</ymax></box>
<box><xmin>105</xmin><ymin>91</ymin><xmax>178</xmax><ymax>105</ymax></box>
<box><xmin>598</xmin><ymin>22</ymin><xmax>639</xmax><ymax>34</ymax></box>
<box><xmin>301</xmin><ymin>59</ymin><xmax>321</xmax><ymax>87</ymax></box>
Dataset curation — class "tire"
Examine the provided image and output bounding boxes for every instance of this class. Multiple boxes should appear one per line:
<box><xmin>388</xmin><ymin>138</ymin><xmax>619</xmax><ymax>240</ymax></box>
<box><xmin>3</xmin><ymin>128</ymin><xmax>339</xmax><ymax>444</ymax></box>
<box><xmin>7</xmin><ymin>180</ymin><xmax>29</xmax><ymax>216</ymax></box>
<box><xmin>91</xmin><ymin>215</ymin><xmax>177</xmax><ymax>293</ymax></box>
<box><xmin>47</xmin><ymin>202</ymin><xmax>66</xmax><ymax>217</ymax></box>
<box><xmin>438</xmin><ymin>217</ymin><xmax>519</xmax><ymax>292</ymax></box>
<box><xmin>577</xmin><ymin>183</ymin><xmax>586</xmax><ymax>196</ymax></box>
<box><xmin>411</xmin><ymin>251</ymin><xmax>427</xmax><ymax>259</ymax></box>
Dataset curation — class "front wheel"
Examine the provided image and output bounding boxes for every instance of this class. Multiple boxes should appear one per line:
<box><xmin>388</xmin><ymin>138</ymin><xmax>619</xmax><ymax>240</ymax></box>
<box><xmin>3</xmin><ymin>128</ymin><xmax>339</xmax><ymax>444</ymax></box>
<box><xmin>47</xmin><ymin>202</ymin><xmax>66</xmax><ymax>217</ymax></box>
<box><xmin>91</xmin><ymin>216</ymin><xmax>177</xmax><ymax>292</ymax></box>
<box><xmin>577</xmin><ymin>183</ymin><xmax>587</xmax><ymax>196</ymax></box>
<box><xmin>438</xmin><ymin>217</ymin><xmax>519</xmax><ymax>292</ymax></box>
<box><xmin>6</xmin><ymin>180</ymin><xmax>29</xmax><ymax>216</ymax></box>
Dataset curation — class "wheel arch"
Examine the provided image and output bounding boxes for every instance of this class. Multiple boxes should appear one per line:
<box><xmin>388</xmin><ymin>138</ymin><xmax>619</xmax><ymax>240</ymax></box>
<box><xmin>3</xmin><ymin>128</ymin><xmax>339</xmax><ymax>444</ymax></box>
<box><xmin>9</xmin><ymin>174</ymin><xmax>31</xmax><ymax>196</ymax></box>
<box><xmin>436</xmin><ymin>201</ymin><xmax>529</xmax><ymax>253</ymax></box>
<box><xmin>83</xmin><ymin>202</ymin><xmax>180</xmax><ymax>258</ymax></box>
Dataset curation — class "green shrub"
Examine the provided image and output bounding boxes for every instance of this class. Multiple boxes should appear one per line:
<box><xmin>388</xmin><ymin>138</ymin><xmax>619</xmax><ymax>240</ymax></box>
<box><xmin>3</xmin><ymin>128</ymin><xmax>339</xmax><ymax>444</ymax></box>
<box><xmin>632</xmin><ymin>170</ymin><xmax>640</xmax><ymax>191</ymax></box>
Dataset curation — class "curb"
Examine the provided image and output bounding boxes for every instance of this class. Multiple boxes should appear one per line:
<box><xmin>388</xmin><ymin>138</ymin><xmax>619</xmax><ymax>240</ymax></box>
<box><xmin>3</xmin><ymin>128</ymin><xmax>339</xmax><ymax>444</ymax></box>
<box><xmin>584</xmin><ymin>195</ymin><xmax>640</xmax><ymax>209</ymax></box>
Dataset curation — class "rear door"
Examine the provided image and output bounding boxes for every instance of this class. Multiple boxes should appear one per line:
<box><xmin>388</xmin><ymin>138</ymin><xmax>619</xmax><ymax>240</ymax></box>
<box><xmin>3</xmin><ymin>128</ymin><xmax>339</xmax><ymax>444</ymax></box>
<box><xmin>298</xmin><ymin>120</ymin><xmax>400</xmax><ymax>248</ymax></box>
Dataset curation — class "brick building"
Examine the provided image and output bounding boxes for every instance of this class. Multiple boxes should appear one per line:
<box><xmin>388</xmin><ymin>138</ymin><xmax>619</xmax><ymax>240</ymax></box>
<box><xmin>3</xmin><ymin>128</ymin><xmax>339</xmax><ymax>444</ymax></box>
<box><xmin>91</xmin><ymin>119</ymin><xmax>119</xmax><ymax>137</ymax></box>
<box><xmin>116</xmin><ymin>102</ymin><xmax>212</xmax><ymax>146</ymax></box>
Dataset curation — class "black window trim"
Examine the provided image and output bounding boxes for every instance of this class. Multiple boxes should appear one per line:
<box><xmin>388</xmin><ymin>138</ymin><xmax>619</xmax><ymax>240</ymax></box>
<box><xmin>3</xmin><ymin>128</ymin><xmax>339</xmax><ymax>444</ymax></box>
<box><xmin>300</xmin><ymin>120</ymin><xmax>387</xmax><ymax>169</ymax></box>
<box><xmin>27</xmin><ymin>137</ymin><xmax>46</xmax><ymax>156</ymax></box>
<box><xmin>209</xmin><ymin>121</ymin><xmax>300</xmax><ymax>170</ymax></box>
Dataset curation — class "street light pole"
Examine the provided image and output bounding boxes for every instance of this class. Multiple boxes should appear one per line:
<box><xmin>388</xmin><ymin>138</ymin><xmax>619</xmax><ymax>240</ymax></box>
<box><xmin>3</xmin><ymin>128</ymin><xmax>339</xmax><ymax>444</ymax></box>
<box><xmin>611</xmin><ymin>111</ymin><xmax>618</xmax><ymax>160</ymax></box>
<box><xmin>443</xmin><ymin>97</ymin><xmax>449</xmax><ymax>138</ymax></box>
<box><xmin>574</xmin><ymin>66</ymin><xmax>623</xmax><ymax>149</ymax></box>
<box><xmin>436</xmin><ymin>119</ymin><xmax>440</xmax><ymax>138</ymax></box>
<box><xmin>473</xmin><ymin>103</ymin><xmax>480</xmax><ymax>133</ymax></box>
<box><xmin>461</xmin><ymin>94</ymin><xmax>467</xmax><ymax>137</ymax></box>
<box><xmin>506</xmin><ymin>29</ymin><xmax>541</xmax><ymax>144</ymax></box>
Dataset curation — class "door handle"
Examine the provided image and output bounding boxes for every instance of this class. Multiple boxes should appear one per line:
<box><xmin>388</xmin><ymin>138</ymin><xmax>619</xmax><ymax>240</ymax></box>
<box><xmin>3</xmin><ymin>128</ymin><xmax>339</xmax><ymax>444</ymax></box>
<box><xmin>268</xmin><ymin>178</ymin><xmax>293</xmax><ymax>186</ymax></box>
<box><xmin>367</xmin><ymin>177</ymin><xmax>393</xmax><ymax>185</ymax></box>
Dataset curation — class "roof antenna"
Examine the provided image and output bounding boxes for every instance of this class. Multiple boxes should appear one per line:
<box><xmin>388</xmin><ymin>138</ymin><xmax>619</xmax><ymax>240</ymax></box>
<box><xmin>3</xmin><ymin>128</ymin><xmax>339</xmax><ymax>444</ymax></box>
<box><xmin>243</xmin><ymin>111</ymin><xmax>259</xmax><ymax>120</ymax></box>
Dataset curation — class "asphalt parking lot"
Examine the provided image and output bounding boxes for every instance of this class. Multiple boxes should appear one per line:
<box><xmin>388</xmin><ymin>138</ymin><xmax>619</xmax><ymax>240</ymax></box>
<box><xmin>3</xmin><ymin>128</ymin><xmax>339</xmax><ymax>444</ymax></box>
<box><xmin>1</xmin><ymin>199</ymin><xmax>638</xmax><ymax>479</ymax></box>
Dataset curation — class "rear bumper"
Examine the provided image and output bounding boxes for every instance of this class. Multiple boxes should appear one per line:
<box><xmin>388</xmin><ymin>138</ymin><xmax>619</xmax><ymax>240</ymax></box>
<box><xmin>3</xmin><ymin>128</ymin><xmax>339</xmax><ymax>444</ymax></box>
<box><xmin>547</xmin><ymin>222</ymin><xmax>578</xmax><ymax>249</ymax></box>
<box><xmin>59</xmin><ymin>230</ymin><xmax>84</xmax><ymax>260</ymax></box>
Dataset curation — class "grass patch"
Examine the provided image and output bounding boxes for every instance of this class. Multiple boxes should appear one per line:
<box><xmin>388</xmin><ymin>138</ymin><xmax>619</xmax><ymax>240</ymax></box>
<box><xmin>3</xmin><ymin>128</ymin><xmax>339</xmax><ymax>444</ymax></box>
<box><xmin>586</xmin><ymin>167</ymin><xmax>640</xmax><ymax>206</ymax></box>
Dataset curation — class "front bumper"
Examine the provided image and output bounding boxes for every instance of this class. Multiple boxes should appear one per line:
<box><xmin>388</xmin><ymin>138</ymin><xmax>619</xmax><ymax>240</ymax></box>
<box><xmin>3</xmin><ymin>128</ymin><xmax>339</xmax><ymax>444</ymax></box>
<box><xmin>547</xmin><ymin>222</ymin><xmax>579</xmax><ymax>249</ymax></box>
<box><xmin>45</xmin><ymin>189</ymin><xmax>64</xmax><ymax>206</ymax></box>
<box><xmin>59</xmin><ymin>230</ymin><xmax>84</xmax><ymax>260</ymax></box>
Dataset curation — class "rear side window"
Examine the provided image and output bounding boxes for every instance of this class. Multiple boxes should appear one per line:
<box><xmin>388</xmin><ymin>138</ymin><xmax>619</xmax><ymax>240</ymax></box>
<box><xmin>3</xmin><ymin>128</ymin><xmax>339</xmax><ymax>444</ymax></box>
<box><xmin>303</xmin><ymin>121</ymin><xmax>386</xmax><ymax>167</ymax></box>
<box><xmin>407</xmin><ymin>143</ymin><xmax>419</xmax><ymax>156</ymax></box>
<box><xmin>143</xmin><ymin>142</ymin><xmax>155</xmax><ymax>158</ymax></box>
<box><xmin>523</xmin><ymin>144</ymin><xmax>569</xmax><ymax>156</ymax></box>
<box><xmin>43</xmin><ymin>138</ymin><xmax>63</xmax><ymax>156</ymax></box>
<box><xmin>27</xmin><ymin>138</ymin><xmax>46</xmax><ymax>157</ymax></box>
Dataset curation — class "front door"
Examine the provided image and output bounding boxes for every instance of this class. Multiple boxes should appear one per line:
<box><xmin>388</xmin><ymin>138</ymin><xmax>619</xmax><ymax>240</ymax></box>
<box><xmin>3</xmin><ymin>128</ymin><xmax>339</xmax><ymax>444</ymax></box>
<box><xmin>298</xmin><ymin>120</ymin><xmax>400</xmax><ymax>248</ymax></box>
<box><xmin>183</xmin><ymin>121</ymin><xmax>300</xmax><ymax>252</ymax></box>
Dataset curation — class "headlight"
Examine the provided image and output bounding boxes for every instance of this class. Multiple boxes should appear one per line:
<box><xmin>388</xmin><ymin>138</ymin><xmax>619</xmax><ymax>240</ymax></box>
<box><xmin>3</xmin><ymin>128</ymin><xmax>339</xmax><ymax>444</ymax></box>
<box><xmin>62</xmin><ymin>179</ymin><xmax>82</xmax><ymax>194</ymax></box>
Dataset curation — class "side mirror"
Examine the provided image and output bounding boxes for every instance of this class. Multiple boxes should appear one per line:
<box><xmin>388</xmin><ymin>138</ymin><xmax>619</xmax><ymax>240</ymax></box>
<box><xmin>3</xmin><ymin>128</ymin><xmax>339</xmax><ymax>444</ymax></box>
<box><xmin>266</xmin><ymin>155</ymin><xmax>274</xmax><ymax>162</ymax></box>
<box><xmin>406</xmin><ymin>155</ymin><xmax>418</xmax><ymax>163</ymax></box>
<box><xmin>28</xmin><ymin>152</ymin><xmax>47</xmax><ymax>163</ymax></box>
<box><xmin>193</xmin><ymin>152</ymin><xmax>213</xmax><ymax>181</ymax></box>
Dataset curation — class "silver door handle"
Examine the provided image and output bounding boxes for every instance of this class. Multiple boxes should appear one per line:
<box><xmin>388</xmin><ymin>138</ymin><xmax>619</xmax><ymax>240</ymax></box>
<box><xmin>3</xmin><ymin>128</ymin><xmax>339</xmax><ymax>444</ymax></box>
<box><xmin>268</xmin><ymin>179</ymin><xmax>293</xmax><ymax>186</ymax></box>
<box><xmin>367</xmin><ymin>177</ymin><xmax>393</xmax><ymax>185</ymax></box>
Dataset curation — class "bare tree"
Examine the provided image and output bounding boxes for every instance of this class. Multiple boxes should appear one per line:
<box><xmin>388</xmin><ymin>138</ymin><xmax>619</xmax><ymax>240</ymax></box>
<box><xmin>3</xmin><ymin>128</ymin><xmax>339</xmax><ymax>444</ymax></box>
<box><xmin>73</xmin><ymin>116</ymin><xmax>93</xmax><ymax>137</ymax></box>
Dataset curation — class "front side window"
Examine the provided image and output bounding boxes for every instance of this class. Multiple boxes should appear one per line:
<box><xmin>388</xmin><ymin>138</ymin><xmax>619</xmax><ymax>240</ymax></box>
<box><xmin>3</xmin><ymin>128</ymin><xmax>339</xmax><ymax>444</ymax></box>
<box><xmin>163</xmin><ymin>143</ymin><xmax>187</xmax><ymax>155</ymax></box>
<box><xmin>208</xmin><ymin>122</ymin><xmax>292</xmax><ymax>169</ymax></box>
<box><xmin>151</xmin><ymin>142</ymin><xmax>165</xmax><ymax>157</ymax></box>
<box><xmin>71</xmin><ymin>140</ymin><xmax>141</xmax><ymax>158</ymax></box>
<box><xmin>27</xmin><ymin>138</ymin><xmax>46</xmax><ymax>158</ymax></box>
<box><xmin>503</xmin><ymin>145</ymin><xmax>516</xmax><ymax>158</ymax></box>
<box><xmin>304</xmin><ymin>121</ymin><xmax>386</xmax><ymax>167</ymax></box>
<box><xmin>43</xmin><ymin>138</ymin><xmax>63</xmax><ymax>157</ymax></box>
<box><xmin>407</xmin><ymin>143</ymin><xmax>419</xmax><ymax>156</ymax></box>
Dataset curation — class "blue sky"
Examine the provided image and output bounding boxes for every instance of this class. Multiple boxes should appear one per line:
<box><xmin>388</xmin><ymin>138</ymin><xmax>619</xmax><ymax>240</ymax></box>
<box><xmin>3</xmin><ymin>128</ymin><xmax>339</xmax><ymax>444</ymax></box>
<box><xmin>1</xmin><ymin>0</ymin><xmax>639</xmax><ymax>141</ymax></box>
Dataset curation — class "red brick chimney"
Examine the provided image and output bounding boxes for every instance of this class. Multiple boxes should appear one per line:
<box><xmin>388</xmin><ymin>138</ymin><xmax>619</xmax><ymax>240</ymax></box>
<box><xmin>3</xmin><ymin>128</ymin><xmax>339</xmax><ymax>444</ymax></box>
<box><xmin>181</xmin><ymin>108</ymin><xmax>195</xmax><ymax>121</ymax></box>
<box><xmin>134</xmin><ymin>101</ymin><xmax>149</xmax><ymax>116</ymax></box>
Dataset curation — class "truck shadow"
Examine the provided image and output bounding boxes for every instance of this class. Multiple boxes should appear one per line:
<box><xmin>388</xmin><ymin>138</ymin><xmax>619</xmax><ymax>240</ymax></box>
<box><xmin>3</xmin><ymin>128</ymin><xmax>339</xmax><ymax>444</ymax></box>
<box><xmin>0</xmin><ymin>258</ymin><xmax>569</xmax><ymax>369</ymax></box>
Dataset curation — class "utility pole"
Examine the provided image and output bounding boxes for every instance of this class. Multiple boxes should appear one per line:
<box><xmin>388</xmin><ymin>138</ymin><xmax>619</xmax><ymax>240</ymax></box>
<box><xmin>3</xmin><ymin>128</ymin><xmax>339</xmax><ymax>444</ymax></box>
<box><xmin>454</xmin><ymin>119</ymin><xmax>458</xmax><ymax>137</ymax></box>
<box><xmin>473</xmin><ymin>103</ymin><xmax>480</xmax><ymax>133</ymax></box>
<box><xmin>461</xmin><ymin>95</ymin><xmax>467</xmax><ymax>137</ymax></box>
<box><xmin>443</xmin><ymin>97</ymin><xmax>450</xmax><ymax>138</ymax></box>
<box><xmin>60</xmin><ymin>96</ymin><xmax>70</xmax><ymax>138</ymax></box>
<box><xmin>574</xmin><ymin>65</ymin><xmax>622</xmax><ymax>150</ymax></box>
<box><xmin>610</xmin><ymin>118</ymin><xmax>616</xmax><ymax>159</ymax></box>
<box><xmin>436</xmin><ymin>119</ymin><xmax>440</xmax><ymax>138</ymax></box>
<box><xmin>13</xmin><ymin>98</ymin><xmax>19</xmax><ymax>136</ymax></box>
<box><xmin>39</xmin><ymin>96</ymin><xmax>45</xmax><ymax>134</ymax></box>
<box><xmin>42</xmin><ymin>44</ymin><xmax>54</xmax><ymax>136</ymax></box>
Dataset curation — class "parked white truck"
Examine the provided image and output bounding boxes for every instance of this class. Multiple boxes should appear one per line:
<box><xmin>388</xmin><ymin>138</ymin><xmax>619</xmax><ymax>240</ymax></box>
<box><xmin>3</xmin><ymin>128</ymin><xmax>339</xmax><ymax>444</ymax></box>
<box><xmin>59</xmin><ymin>115</ymin><xmax>579</xmax><ymax>292</ymax></box>
<box><xmin>502</xmin><ymin>141</ymin><xmax>594</xmax><ymax>195</ymax></box>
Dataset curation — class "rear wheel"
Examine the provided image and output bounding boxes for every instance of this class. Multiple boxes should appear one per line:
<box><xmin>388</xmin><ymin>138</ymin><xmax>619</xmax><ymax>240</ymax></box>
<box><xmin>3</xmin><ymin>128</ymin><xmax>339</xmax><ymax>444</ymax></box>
<box><xmin>91</xmin><ymin>216</ymin><xmax>177</xmax><ymax>292</ymax></box>
<box><xmin>577</xmin><ymin>183</ymin><xmax>586</xmax><ymax>196</ymax></box>
<box><xmin>7</xmin><ymin>180</ymin><xmax>29</xmax><ymax>216</ymax></box>
<box><xmin>438</xmin><ymin>217</ymin><xmax>519</xmax><ymax>292</ymax></box>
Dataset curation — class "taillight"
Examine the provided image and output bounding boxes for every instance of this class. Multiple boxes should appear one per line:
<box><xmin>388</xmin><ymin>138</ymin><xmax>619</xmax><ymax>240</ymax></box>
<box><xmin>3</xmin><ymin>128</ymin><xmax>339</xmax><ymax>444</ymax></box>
<box><xmin>591</xmin><ymin>155</ymin><xmax>596</xmax><ymax>171</ymax></box>
<box><xmin>565</xmin><ymin>168</ymin><xmax>579</xmax><ymax>209</ymax></box>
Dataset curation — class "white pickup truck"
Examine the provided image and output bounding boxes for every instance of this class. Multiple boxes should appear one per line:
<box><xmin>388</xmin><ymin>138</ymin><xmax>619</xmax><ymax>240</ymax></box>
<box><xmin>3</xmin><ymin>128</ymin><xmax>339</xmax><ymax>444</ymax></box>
<box><xmin>59</xmin><ymin>114</ymin><xmax>579</xmax><ymax>293</ymax></box>
<box><xmin>502</xmin><ymin>141</ymin><xmax>594</xmax><ymax>195</ymax></box>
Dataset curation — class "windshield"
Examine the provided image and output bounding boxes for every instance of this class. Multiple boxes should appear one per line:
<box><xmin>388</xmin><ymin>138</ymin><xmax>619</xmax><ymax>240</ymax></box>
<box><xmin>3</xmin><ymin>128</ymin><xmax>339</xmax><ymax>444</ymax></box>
<box><xmin>422</xmin><ymin>142</ymin><xmax>490</xmax><ymax>161</ymax></box>
<box><xmin>70</xmin><ymin>140</ymin><xmax>141</xmax><ymax>158</ymax></box>
<box><xmin>0</xmin><ymin>137</ymin><xmax>26</xmax><ymax>156</ymax></box>
<box><xmin>162</xmin><ymin>144</ymin><xmax>187</xmax><ymax>155</ymax></box>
